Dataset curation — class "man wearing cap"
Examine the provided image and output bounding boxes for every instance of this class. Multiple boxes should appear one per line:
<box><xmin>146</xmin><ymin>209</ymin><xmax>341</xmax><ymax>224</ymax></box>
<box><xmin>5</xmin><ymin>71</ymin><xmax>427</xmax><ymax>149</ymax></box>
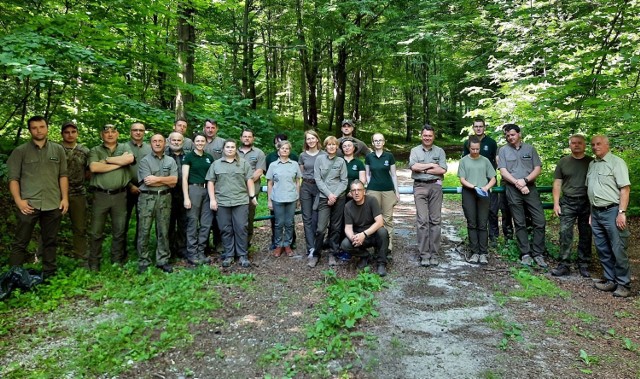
<box><xmin>338</xmin><ymin>119</ymin><xmax>370</xmax><ymax>158</ymax></box>
<box><xmin>587</xmin><ymin>135</ymin><xmax>631</xmax><ymax>298</ymax></box>
<box><xmin>87</xmin><ymin>124</ymin><xmax>135</xmax><ymax>270</ymax></box>
<box><xmin>136</xmin><ymin>134</ymin><xmax>178</xmax><ymax>274</ymax></box>
<box><xmin>167</xmin><ymin>132</ymin><xmax>188</xmax><ymax>259</ymax></box>
<box><xmin>7</xmin><ymin>116</ymin><xmax>68</xmax><ymax>280</ymax></box>
<box><xmin>409</xmin><ymin>124</ymin><xmax>448</xmax><ymax>267</ymax></box>
<box><xmin>125</xmin><ymin>122</ymin><xmax>151</xmax><ymax>258</ymax></box>
<box><xmin>60</xmin><ymin>121</ymin><xmax>90</xmax><ymax>262</ymax></box>
<box><xmin>166</xmin><ymin>117</ymin><xmax>194</xmax><ymax>154</ymax></box>
<box><xmin>203</xmin><ymin>119</ymin><xmax>225</xmax><ymax>160</ymax></box>
<box><xmin>498</xmin><ymin>124</ymin><xmax>547</xmax><ymax>268</ymax></box>
<box><xmin>237</xmin><ymin>128</ymin><xmax>266</xmax><ymax>246</ymax></box>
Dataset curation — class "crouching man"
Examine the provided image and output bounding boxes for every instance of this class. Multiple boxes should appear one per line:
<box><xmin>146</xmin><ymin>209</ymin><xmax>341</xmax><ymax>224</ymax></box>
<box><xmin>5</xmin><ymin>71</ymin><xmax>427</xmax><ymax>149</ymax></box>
<box><xmin>340</xmin><ymin>180</ymin><xmax>389</xmax><ymax>277</ymax></box>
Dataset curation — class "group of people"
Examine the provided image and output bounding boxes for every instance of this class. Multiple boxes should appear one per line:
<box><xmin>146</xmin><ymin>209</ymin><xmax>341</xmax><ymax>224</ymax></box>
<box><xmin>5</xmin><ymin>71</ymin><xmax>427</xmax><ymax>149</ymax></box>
<box><xmin>6</xmin><ymin>116</ymin><xmax>634</xmax><ymax>296</ymax></box>
<box><xmin>6</xmin><ymin>117</ymin><xmax>400</xmax><ymax>277</ymax></box>
<box><xmin>455</xmin><ymin>119</ymin><xmax>631</xmax><ymax>298</ymax></box>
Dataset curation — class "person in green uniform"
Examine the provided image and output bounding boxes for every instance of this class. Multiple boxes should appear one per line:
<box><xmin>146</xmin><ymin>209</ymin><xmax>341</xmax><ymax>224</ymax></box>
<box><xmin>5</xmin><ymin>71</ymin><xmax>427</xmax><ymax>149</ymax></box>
<box><xmin>60</xmin><ymin>121</ymin><xmax>90</xmax><ymax>262</ymax></box>
<box><xmin>8</xmin><ymin>116</ymin><xmax>69</xmax><ymax>280</ymax></box>
<box><xmin>167</xmin><ymin>132</ymin><xmax>188</xmax><ymax>260</ymax></box>
<box><xmin>365</xmin><ymin>133</ymin><xmax>399</xmax><ymax>253</ymax></box>
<box><xmin>238</xmin><ymin>128</ymin><xmax>266</xmax><ymax>246</ymax></box>
<box><xmin>125</xmin><ymin>122</ymin><xmax>152</xmax><ymax>258</ymax></box>
<box><xmin>182</xmin><ymin>133</ymin><xmax>214</xmax><ymax>265</ymax></box>
<box><xmin>341</xmin><ymin>138</ymin><xmax>366</xmax><ymax>199</ymax></box>
<box><xmin>458</xmin><ymin>136</ymin><xmax>496</xmax><ymax>265</ymax></box>
<box><xmin>136</xmin><ymin>134</ymin><xmax>178</xmax><ymax>274</ymax></box>
<box><xmin>206</xmin><ymin>139</ymin><xmax>257</xmax><ymax>268</ymax></box>
<box><xmin>87</xmin><ymin>124</ymin><xmax>135</xmax><ymax>270</ymax></box>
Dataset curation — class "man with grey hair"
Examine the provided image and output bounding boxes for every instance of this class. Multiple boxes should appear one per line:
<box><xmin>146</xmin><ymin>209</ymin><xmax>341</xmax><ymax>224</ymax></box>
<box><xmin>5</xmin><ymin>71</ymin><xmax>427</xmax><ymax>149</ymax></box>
<box><xmin>587</xmin><ymin>135</ymin><xmax>631</xmax><ymax>298</ymax></box>
<box><xmin>167</xmin><ymin>131</ymin><xmax>188</xmax><ymax>259</ymax></box>
<box><xmin>551</xmin><ymin>134</ymin><xmax>593</xmax><ymax>277</ymax></box>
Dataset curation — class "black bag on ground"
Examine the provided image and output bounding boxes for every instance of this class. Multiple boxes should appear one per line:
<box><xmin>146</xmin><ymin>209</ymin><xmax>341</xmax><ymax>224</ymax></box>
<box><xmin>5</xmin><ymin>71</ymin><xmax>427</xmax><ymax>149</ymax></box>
<box><xmin>0</xmin><ymin>267</ymin><xmax>43</xmax><ymax>301</ymax></box>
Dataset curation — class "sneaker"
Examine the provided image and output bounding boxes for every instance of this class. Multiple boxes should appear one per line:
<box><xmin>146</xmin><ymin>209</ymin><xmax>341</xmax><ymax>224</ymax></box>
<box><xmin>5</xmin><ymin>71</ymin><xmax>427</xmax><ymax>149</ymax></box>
<box><xmin>157</xmin><ymin>264</ymin><xmax>173</xmax><ymax>273</ymax></box>
<box><xmin>328</xmin><ymin>255</ymin><xmax>338</xmax><ymax>266</ymax></box>
<box><xmin>307</xmin><ymin>256</ymin><xmax>319</xmax><ymax>268</ymax></box>
<box><xmin>594</xmin><ymin>280</ymin><xmax>617</xmax><ymax>292</ymax></box>
<box><xmin>239</xmin><ymin>256</ymin><xmax>251</xmax><ymax>268</ymax></box>
<box><xmin>284</xmin><ymin>246</ymin><xmax>294</xmax><ymax>257</ymax></box>
<box><xmin>273</xmin><ymin>247</ymin><xmax>282</xmax><ymax>257</ymax></box>
<box><xmin>613</xmin><ymin>286</ymin><xmax>631</xmax><ymax>298</ymax></box>
<box><xmin>222</xmin><ymin>257</ymin><xmax>233</xmax><ymax>268</ymax></box>
<box><xmin>578</xmin><ymin>266</ymin><xmax>591</xmax><ymax>278</ymax></box>
<box><xmin>551</xmin><ymin>264</ymin><xmax>570</xmax><ymax>277</ymax></box>
<box><xmin>429</xmin><ymin>256</ymin><xmax>439</xmax><ymax>266</ymax></box>
<box><xmin>533</xmin><ymin>255</ymin><xmax>548</xmax><ymax>268</ymax></box>
<box><xmin>479</xmin><ymin>254</ymin><xmax>489</xmax><ymax>265</ymax></box>
<box><xmin>468</xmin><ymin>254</ymin><xmax>480</xmax><ymax>264</ymax></box>
<box><xmin>420</xmin><ymin>257</ymin><xmax>431</xmax><ymax>267</ymax></box>
<box><xmin>520</xmin><ymin>254</ymin><xmax>533</xmax><ymax>266</ymax></box>
<box><xmin>377</xmin><ymin>264</ymin><xmax>387</xmax><ymax>277</ymax></box>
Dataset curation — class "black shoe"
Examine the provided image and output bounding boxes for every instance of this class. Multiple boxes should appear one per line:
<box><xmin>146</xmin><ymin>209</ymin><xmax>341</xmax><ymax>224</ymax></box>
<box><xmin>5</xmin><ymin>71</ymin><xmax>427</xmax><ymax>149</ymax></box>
<box><xmin>138</xmin><ymin>265</ymin><xmax>149</xmax><ymax>274</ymax></box>
<box><xmin>377</xmin><ymin>264</ymin><xmax>387</xmax><ymax>277</ymax></box>
<box><xmin>157</xmin><ymin>264</ymin><xmax>173</xmax><ymax>273</ymax></box>
<box><xmin>357</xmin><ymin>257</ymin><xmax>369</xmax><ymax>270</ymax></box>
<box><xmin>578</xmin><ymin>267</ymin><xmax>591</xmax><ymax>278</ymax></box>
<box><xmin>551</xmin><ymin>264</ymin><xmax>570</xmax><ymax>277</ymax></box>
<box><xmin>222</xmin><ymin>257</ymin><xmax>233</xmax><ymax>267</ymax></box>
<box><xmin>239</xmin><ymin>256</ymin><xmax>251</xmax><ymax>268</ymax></box>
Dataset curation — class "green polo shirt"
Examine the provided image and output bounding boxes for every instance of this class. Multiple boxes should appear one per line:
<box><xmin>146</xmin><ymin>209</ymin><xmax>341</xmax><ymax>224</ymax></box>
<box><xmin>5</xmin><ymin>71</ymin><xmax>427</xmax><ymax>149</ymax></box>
<box><xmin>365</xmin><ymin>151</ymin><xmax>396</xmax><ymax>191</ymax></box>
<box><xmin>182</xmin><ymin>151</ymin><xmax>214</xmax><ymax>184</ymax></box>
<box><xmin>88</xmin><ymin>143</ymin><xmax>134</xmax><ymax>191</ymax></box>
<box><xmin>463</xmin><ymin>135</ymin><xmax>498</xmax><ymax>169</ymax></box>
<box><xmin>127</xmin><ymin>140</ymin><xmax>152</xmax><ymax>182</ymax></box>
<box><xmin>138</xmin><ymin>153</ymin><xmax>179</xmax><ymax>192</ymax></box>
<box><xmin>64</xmin><ymin>143</ymin><xmax>90</xmax><ymax>196</ymax></box>
<box><xmin>586</xmin><ymin>152</ymin><xmax>630</xmax><ymax>207</ymax></box>
<box><xmin>206</xmin><ymin>157</ymin><xmax>253</xmax><ymax>207</ymax></box>
<box><xmin>7</xmin><ymin>139</ymin><xmax>68</xmax><ymax>211</ymax></box>
<box><xmin>458</xmin><ymin>155</ymin><xmax>496</xmax><ymax>187</ymax></box>
<box><xmin>344</xmin><ymin>157</ymin><xmax>365</xmax><ymax>189</ymax></box>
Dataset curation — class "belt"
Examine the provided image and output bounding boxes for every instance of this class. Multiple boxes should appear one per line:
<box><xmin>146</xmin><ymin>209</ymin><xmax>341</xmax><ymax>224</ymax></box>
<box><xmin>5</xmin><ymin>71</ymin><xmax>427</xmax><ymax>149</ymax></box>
<box><xmin>302</xmin><ymin>178</ymin><xmax>316</xmax><ymax>184</ymax></box>
<box><xmin>140</xmin><ymin>189</ymin><xmax>171</xmax><ymax>195</ymax></box>
<box><xmin>593</xmin><ymin>203</ymin><xmax>618</xmax><ymax>212</ymax></box>
<box><xmin>414</xmin><ymin>179</ymin><xmax>438</xmax><ymax>184</ymax></box>
<box><xmin>189</xmin><ymin>183</ymin><xmax>207</xmax><ymax>188</ymax></box>
<box><xmin>93</xmin><ymin>187</ymin><xmax>127</xmax><ymax>195</ymax></box>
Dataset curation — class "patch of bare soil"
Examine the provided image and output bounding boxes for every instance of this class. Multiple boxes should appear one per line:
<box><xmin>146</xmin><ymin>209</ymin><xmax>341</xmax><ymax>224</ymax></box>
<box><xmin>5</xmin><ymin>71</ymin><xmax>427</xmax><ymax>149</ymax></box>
<box><xmin>117</xmin><ymin>169</ymin><xmax>640</xmax><ymax>378</ymax></box>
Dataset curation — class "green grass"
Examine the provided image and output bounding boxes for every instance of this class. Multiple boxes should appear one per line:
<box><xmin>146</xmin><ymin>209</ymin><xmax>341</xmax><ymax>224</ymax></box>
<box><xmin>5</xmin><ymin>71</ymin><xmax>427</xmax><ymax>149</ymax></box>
<box><xmin>509</xmin><ymin>268</ymin><xmax>569</xmax><ymax>300</ymax></box>
<box><xmin>0</xmin><ymin>262</ymin><xmax>254</xmax><ymax>378</ymax></box>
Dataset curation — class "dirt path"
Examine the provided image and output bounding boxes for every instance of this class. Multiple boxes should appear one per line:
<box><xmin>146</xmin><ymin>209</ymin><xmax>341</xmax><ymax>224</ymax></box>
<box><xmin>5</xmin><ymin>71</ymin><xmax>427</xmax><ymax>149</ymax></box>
<box><xmin>120</xmin><ymin>169</ymin><xmax>640</xmax><ymax>379</ymax></box>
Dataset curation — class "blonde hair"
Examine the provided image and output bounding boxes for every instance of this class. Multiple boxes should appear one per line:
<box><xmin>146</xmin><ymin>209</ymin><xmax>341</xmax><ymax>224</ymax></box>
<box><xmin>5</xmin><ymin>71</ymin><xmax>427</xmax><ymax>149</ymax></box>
<box><xmin>303</xmin><ymin>129</ymin><xmax>323</xmax><ymax>151</ymax></box>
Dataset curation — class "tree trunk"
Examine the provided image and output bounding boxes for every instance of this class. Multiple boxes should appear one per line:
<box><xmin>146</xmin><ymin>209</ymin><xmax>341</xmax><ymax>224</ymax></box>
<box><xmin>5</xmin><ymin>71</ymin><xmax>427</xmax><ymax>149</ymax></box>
<box><xmin>333</xmin><ymin>45</ymin><xmax>348</xmax><ymax>133</ymax></box>
<box><xmin>176</xmin><ymin>1</ymin><xmax>195</xmax><ymax>120</ymax></box>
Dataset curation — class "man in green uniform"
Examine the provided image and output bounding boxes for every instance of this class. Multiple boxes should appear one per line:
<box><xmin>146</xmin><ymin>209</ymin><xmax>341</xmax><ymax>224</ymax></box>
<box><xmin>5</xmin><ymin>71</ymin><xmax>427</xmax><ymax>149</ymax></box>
<box><xmin>125</xmin><ymin>122</ymin><xmax>151</xmax><ymax>258</ymax></box>
<box><xmin>87</xmin><ymin>124</ymin><xmax>135</xmax><ymax>270</ymax></box>
<box><xmin>587</xmin><ymin>135</ymin><xmax>631</xmax><ymax>298</ymax></box>
<box><xmin>8</xmin><ymin>116</ymin><xmax>69</xmax><ymax>279</ymax></box>
<box><xmin>60</xmin><ymin>121</ymin><xmax>90</xmax><ymax>263</ymax></box>
<box><xmin>337</xmin><ymin>119</ymin><xmax>370</xmax><ymax>158</ymax></box>
<box><xmin>237</xmin><ymin>128</ymin><xmax>266</xmax><ymax>246</ymax></box>
<box><xmin>204</xmin><ymin>119</ymin><xmax>225</xmax><ymax>160</ymax></box>
<box><xmin>136</xmin><ymin>134</ymin><xmax>178</xmax><ymax>273</ymax></box>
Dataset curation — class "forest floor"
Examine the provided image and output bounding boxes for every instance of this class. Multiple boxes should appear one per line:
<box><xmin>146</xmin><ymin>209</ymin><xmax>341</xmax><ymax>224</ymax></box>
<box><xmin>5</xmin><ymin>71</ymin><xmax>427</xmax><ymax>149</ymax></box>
<box><xmin>121</xmin><ymin>169</ymin><xmax>640</xmax><ymax>379</ymax></box>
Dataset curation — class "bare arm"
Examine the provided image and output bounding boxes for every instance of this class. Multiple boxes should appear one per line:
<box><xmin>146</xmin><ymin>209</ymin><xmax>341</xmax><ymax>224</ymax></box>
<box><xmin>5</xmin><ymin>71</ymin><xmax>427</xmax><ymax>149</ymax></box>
<box><xmin>182</xmin><ymin>165</ymin><xmax>191</xmax><ymax>209</ymax></box>
<box><xmin>144</xmin><ymin>175</ymin><xmax>178</xmax><ymax>188</ymax></box>
<box><xmin>59</xmin><ymin>176</ymin><xmax>69</xmax><ymax>214</ymax></box>
<box><xmin>208</xmin><ymin>181</ymin><xmax>218</xmax><ymax>211</ymax></box>
<box><xmin>390</xmin><ymin>164</ymin><xmax>400</xmax><ymax>201</ymax></box>
<box><xmin>267</xmin><ymin>180</ymin><xmax>274</xmax><ymax>210</ymax></box>
<box><xmin>552</xmin><ymin>178</ymin><xmax>562</xmax><ymax>217</ymax></box>
<box><xmin>617</xmin><ymin>185</ymin><xmax>630</xmax><ymax>230</ymax></box>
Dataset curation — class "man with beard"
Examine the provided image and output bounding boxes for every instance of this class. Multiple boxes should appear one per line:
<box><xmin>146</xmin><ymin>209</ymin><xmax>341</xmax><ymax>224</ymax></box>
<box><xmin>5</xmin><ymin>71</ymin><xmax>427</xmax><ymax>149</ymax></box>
<box><xmin>237</xmin><ymin>128</ymin><xmax>266</xmax><ymax>247</ymax></box>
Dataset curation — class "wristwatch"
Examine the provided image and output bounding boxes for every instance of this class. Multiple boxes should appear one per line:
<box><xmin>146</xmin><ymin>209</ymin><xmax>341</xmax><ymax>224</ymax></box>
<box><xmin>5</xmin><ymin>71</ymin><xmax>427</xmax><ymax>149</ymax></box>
<box><xmin>249</xmin><ymin>195</ymin><xmax>256</xmax><ymax>199</ymax></box>
<box><xmin>619</xmin><ymin>210</ymin><xmax>626</xmax><ymax>214</ymax></box>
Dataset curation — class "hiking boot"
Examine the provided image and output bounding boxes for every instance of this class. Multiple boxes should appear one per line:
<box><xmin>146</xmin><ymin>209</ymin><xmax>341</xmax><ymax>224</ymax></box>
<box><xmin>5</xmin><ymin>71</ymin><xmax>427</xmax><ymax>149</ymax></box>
<box><xmin>221</xmin><ymin>257</ymin><xmax>233</xmax><ymax>268</ymax></box>
<box><xmin>594</xmin><ymin>280</ymin><xmax>617</xmax><ymax>292</ymax></box>
<box><xmin>328</xmin><ymin>255</ymin><xmax>338</xmax><ymax>266</ymax></box>
<box><xmin>551</xmin><ymin>264</ymin><xmax>570</xmax><ymax>277</ymax></box>
<box><xmin>377</xmin><ymin>264</ymin><xmax>387</xmax><ymax>277</ymax></box>
<box><xmin>479</xmin><ymin>254</ymin><xmax>489</xmax><ymax>265</ymax></box>
<box><xmin>420</xmin><ymin>257</ymin><xmax>431</xmax><ymax>267</ymax></box>
<box><xmin>284</xmin><ymin>246</ymin><xmax>294</xmax><ymax>257</ymax></box>
<box><xmin>357</xmin><ymin>257</ymin><xmax>369</xmax><ymax>270</ymax></box>
<box><xmin>578</xmin><ymin>266</ymin><xmax>591</xmax><ymax>278</ymax></box>
<box><xmin>468</xmin><ymin>254</ymin><xmax>479</xmax><ymax>264</ymax></box>
<box><xmin>533</xmin><ymin>255</ymin><xmax>548</xmax><ymax>268</ymax></box>
<box><xmin>429</xmin><ymin>256</ymin><xmax>439</xmax><ymax>266</ymax></box>
<box><xmin>157</xmin><ymin>264</ymin><xmax>173</xmax><ymax>273</ymax></box>
<box><xmin>239</xmin><ymin>256</ymin><xmax>251</xmax><ymax>268</ymax></box>
<box><xmin>613</xmin><ymin>286</ymin><xmax>631</xmax><ymax>298</ymax></box>
<box><xmin>520</xmin><ymin>254</ymin><xmax>533</xmax><ymax>266</ymax></box>
<box><xmin>272</xmin><ymin>247</ymin><xmax>282</xmax><ymax>257</ymax></box>
<box><xmin>307</xmin><ymin>256</ymin><xmax>319</xmax><ymax>268</ymax></box>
